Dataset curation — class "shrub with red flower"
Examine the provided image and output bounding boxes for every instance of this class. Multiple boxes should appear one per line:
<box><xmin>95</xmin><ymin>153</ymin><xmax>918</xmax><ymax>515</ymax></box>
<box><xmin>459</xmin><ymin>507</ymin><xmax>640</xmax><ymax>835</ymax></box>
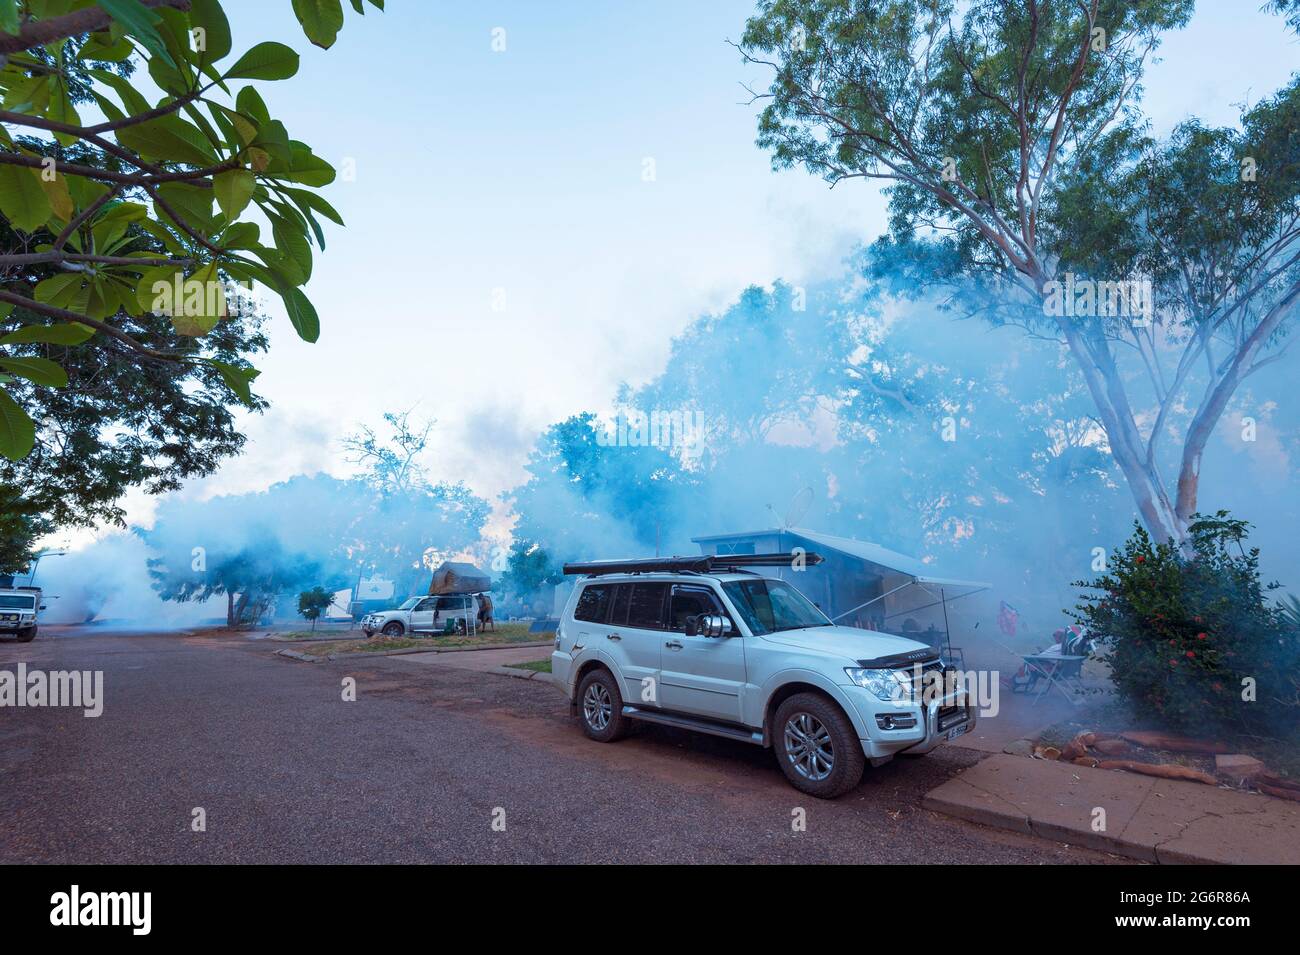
<box><xmin>1071</xmin><ymin>511</ymin><xmax>1298</xmax><ymax>737</ymax></box>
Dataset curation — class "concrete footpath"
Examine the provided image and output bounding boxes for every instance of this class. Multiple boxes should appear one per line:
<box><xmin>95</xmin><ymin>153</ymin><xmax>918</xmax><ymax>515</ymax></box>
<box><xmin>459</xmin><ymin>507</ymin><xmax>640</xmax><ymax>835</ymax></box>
<box><xmin>924</xmin><ymin>753</ymin><xmax>1300</xmax><ymax>864</ymax></box>
<box><xmin>393</xmin><ymin>645</ymin><xmax>554</xmax><ymax>681</ymax></box>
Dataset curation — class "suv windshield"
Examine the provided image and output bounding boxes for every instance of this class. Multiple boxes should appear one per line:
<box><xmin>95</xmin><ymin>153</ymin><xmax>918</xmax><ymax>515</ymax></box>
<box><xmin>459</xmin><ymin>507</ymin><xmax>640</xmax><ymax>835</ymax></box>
<box><xmin>722</xmin><ymin>579</ymin><xmax>831</xmax><ymax>635</ymax></box>
<box><xmin>0</xmin><ymin>594</ymin><xmax>35</xmax><ymax>610</ymax></box>
<box><xmin>398</xmin><ymin>597</ymin><xmax>420</xmax><ymax>610</ymax></box>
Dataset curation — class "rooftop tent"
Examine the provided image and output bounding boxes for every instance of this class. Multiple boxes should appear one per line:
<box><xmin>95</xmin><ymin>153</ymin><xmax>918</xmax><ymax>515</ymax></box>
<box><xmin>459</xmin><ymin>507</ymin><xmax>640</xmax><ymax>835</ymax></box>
<box><xmin>427</xmin><ymin>561</ymin><xmax>491</xmax><ymax>596</ymax></box>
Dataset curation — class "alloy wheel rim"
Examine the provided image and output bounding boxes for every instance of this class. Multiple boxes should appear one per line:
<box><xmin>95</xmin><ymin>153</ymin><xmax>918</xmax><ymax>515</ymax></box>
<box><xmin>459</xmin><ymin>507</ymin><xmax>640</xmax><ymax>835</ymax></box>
<box><xmin>783</xmin><ymin>712</ymin><xmax>834</xmax><ymax>781</ymax></box>
<box><xmin>584</xmin><ymin>683</ymin><xmax>612</xmax><ymax>731</ymax></box>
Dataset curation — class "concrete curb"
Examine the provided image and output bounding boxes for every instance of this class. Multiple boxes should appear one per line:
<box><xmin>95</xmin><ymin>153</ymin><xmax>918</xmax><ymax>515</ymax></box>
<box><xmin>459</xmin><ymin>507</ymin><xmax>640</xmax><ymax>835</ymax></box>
<box><xmin>273</xmin><ymin>639</ymin><xmax>553</xmax><ymax>664</ymax></box>
<box><xmin>923</xmin><ymin>753</ymin><xmax>1300</xmax><ymax>865</ymax></box>
<box><xmin>487</xmin><ymin>665</ymin><xmax>554</xmax><ymax>683</ymax></box>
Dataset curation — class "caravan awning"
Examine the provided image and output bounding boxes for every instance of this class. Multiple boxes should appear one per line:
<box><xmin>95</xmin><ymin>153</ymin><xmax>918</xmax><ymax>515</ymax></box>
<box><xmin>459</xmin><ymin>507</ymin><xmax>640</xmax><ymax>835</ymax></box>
<box><xmin>783</xmin><ymin>528</ymin><xmax>989</xmax><ymax>593</ymax></box>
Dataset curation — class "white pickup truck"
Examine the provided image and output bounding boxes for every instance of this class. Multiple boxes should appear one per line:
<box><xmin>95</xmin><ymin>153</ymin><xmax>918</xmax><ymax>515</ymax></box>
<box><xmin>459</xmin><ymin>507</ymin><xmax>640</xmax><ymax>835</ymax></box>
<box><xmin>0</xmin><ymin>586</ymin><xmax>42</xmax><ymax>642</ymax></box>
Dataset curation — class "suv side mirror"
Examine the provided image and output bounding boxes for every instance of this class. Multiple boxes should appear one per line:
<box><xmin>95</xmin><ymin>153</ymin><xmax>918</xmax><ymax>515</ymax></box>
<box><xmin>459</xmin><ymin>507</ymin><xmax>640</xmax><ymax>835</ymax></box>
<box><xmin>698</xmin><ymin>613</ymin><xmax>732</xmax><ymax>638</ymax></box>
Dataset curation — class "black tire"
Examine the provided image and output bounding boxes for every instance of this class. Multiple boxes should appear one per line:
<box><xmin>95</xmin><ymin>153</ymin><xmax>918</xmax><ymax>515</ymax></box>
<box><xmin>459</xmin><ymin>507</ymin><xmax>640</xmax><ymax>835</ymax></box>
<box><xmin>576</xmin><ymin>668</ymin><xmax>629</xmax><ymax>742</ymax></box>
<box><xmin>381</xmin><ymin>621</ymin><xmax>405</xmax><ymax>637</ymax></box>
<box><xmin>15</xmin><ymin>627</ymin><xmax>35</xmax><ymax>643</ymax></box>
<box><xmin>772</xmin><ymin>692</ymin><xmax>865</xmax><ymax>799</ymax></box>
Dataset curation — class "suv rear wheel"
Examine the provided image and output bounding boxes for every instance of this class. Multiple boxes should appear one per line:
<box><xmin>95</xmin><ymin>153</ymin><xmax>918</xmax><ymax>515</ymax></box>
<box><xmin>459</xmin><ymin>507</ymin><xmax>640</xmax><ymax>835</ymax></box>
<box><xmin>577</xmin><ymin>668</ymin><xmax>629</xmax><ymax>742</ymax></box>
<box><xmin>772</xmin><ymin>692</ymin><xmax>865</xmax><ymax>799</ymax></box>
<box><xmin>381</xmin><ymin>621</ymin><xmax>405</xmax><ymax>636</ymax></box>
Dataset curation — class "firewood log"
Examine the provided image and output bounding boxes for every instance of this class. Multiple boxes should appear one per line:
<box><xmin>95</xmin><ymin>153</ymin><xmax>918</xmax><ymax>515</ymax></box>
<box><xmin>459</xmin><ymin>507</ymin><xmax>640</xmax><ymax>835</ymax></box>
<box><xmin>1260</xmin><ymin>784</ymin><xmax>1300</xmax><ymax>803</ymax></box>
<box><xmin>1097</xmin><ymin>760</ymin><xmax>1217</xmax><ymax>785</ymax></box>
<box><xmin>1116</xmin><ymin>731</ymin><xmax>1231</xmax><ymax>754</ymax></box>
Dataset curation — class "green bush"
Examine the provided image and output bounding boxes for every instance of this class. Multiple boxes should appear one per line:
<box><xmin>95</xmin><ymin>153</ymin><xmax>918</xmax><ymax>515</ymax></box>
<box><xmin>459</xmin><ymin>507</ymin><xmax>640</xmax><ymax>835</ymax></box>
<box><xmin>297</xmin><ymin>587</ymin><xmax>334</xmax><ymax>631</ymax></box>
<box><xmin>1071</xmin><ymin>512</ymin><xmax>1298</xmax><ymax>738</ymax></box>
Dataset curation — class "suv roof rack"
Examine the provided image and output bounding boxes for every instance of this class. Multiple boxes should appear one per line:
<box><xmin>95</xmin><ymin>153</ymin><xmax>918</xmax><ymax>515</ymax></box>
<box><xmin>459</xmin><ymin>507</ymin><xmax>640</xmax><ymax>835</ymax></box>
<box><xmin>562</xmin><ymin>552</ymin><xmax>823</xmax><ymax>577</ymax></box>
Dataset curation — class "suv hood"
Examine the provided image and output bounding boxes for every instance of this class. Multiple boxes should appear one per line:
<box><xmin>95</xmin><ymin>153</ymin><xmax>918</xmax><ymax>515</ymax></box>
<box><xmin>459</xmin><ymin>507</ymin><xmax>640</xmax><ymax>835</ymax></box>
<box><xmin>759</xmin><ymin>625</ymin><xmax>936</xmax><ymax>664</ymax></box>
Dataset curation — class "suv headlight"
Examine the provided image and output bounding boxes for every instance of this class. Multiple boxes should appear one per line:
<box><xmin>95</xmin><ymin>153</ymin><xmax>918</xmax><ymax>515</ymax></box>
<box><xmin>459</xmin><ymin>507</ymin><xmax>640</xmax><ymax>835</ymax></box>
<box><xmin>845</xmin><ymin>667</ymin><xmax>914</xmax><ymax>702</ymax></box>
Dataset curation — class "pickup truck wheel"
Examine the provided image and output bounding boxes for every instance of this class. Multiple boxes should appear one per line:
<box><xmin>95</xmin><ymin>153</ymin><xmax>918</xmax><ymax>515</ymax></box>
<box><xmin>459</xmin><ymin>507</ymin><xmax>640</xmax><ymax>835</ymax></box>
<box><xmin>381</xmin><ymin>621</ymin><xmax>405</xmax><ymax>637</ymax></box>
<box><xmin>577</xmin><ymin>668</ymin><xmax>628</xmax><ymax>742</ymax></box>
<box><xmin>15</xmin><ymin>627</ymin><xmax>35</xmax><ymax>643</ymax></box>
<box><xmin>773</xmin><ymin>693</ymin><xmax>865</xmax><ymax>799</ymax></box>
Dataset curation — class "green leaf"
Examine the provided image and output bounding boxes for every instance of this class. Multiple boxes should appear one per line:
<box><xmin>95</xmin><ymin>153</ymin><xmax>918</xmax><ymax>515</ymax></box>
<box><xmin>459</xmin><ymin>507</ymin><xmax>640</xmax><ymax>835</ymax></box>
<box><xmin>189</xmin><ymin>0</ymin><xmax>233</xmax><ymax>62</ymax></box>
<box><xmin>79</xmin><ymin>31</ymin><xmax>135</xmax><ymax>62</ymax></box>
<box><xmin>88</xmin><ymin>68</ymin><xmax>152</xmax><ymax>116</ymax></box>
<box><xmin>281</xmin><ymin>185</ymin><xmax>344</xmax><ymax>225</ymax></box>
<box><xmin>208</xmin><ymin>359</ymin><xmax>261</xmax><ymax>405</ymax></box>
<box><xmin>0</xmin><ymin>323</ymin><xmax>95</xmax><ymax>346</ymax></box>
<box><xmin>36</xmin><ymin>169</ymin><xmax>74</xmax><ymax>222</ymax></box>
<box><xmin>172</xmin><ymin>260</ymin><xmax>225</xmax><ymax>336</ymax></box>
<box><xmin>292</xmin><ymin>0</ymin><xmax>345</xmax><ymax>49</ymax></box>
<box><xmin>235</xmin><ymin>86</ymin><xmax>271</xmax><ymax>126</ymax></box>
<box><xmin>214</xmin><ymin>168</ymin><xmax>255</xmax><ymax>220</ymax></box>
<box><xmin>95</xmin><ymin>0</ymin><xmax>177</xmax><ymax>68</ymax></box>
<box><xmin>225</xmin><ymin>42</ymin><xmax>300</xmax><ymax>81</ymax></box>
<box><xmin>281</xmin><ymin>285</ymin><xmax>319</xmax><ymax>342</ymax></box>
<box><xmin>0</xmin><ymin>389</ymin><xmax>35</xmax><ymax>461</ymax></box>
<box><xmin>0</xmin><ymin>0</ymin><xmax>20</xmax><ymax>36</ymax></box>
<box><xmin>0</xmin><ymin>165</ymin><xmax>53</xmax><ymax>232</ymax></box>
<box><xmin>115</xmin><ymin>114</ymin><xmax>220</xmax><ymax>167</ymax></box>
<box><xmin>276</xmin><ymin>145</ymin><xmax>335</xmax><ymax>187</ymax></box>
<box><xmin>0</xmin><ymin>356</ymin><xmax>68</xmax><ymax>388</ymax></box>
<box><xmin>136</xmin><ymin>265</ymin><xmax>184</xmax><ymax>316</ymax></box>
<box><xmin>154</xmin><ymin>181</ymin><xmax>215</xmax><ymax>234</ymax></box>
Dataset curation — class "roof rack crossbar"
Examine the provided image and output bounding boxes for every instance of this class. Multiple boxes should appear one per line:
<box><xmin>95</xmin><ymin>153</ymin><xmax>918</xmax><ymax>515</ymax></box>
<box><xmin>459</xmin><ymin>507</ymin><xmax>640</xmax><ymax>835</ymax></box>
<box><xmin>562</xmin><ymin>552</ymin><xmax>822</xmax><ymax>577</ymax></box>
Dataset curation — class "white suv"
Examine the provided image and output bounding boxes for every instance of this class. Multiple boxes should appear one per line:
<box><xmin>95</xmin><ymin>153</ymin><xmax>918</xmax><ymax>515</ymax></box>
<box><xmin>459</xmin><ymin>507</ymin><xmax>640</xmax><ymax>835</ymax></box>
<box><xmin>361</xmin><ymin>595</ymin><xmax>476</xmax><ymax>637</ymax></box>
<box><xmin>551</xmin><ymin>554</ymin><xmax>974</xmax><ymax>798</ymax></box>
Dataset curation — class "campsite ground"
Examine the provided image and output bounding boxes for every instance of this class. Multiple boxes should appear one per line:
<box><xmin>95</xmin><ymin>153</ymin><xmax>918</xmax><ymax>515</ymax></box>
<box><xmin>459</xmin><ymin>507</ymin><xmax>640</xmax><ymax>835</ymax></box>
<box><xmin>0</xmin><ymin>626</ymin><xmax>1126</xmax><ymax>864</ymax></box>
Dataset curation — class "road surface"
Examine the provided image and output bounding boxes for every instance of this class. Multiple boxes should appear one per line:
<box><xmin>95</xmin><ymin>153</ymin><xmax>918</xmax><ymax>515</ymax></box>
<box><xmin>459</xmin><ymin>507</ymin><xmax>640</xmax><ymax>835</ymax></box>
<box><xmin>0</xmin><ymin>628</ymin><xmax>1124</xmax><ymax>864</ymax></box>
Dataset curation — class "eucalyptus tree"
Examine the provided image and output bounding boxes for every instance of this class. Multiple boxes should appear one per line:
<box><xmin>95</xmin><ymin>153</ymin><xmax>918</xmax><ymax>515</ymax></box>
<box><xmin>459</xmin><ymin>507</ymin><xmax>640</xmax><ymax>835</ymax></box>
<box><xmin>740</xmin><ymin>0</ymin><xmax>1300</xmax><ymax>546</ymax></box>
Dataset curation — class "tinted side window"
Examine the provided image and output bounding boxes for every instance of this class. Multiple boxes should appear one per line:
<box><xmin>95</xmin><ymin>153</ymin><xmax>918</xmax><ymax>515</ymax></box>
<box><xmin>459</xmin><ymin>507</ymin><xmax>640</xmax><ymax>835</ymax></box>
<box><xmin>609</xmin><ymin>584</ymin><xmax>631</xmax><ymax>626</ymax></box>
<box><xmin>669</xmin><ymin>588</ymin><xmax>723</xmax><ymax>631</ymax></box>
<box><xmin>626</xmin><ymin>583</ymin><xmax>669</xmax><ymax>630</ymax></box>
<box><xmin>573</xmin><ymin>584</ymin><xmax>613</xmax><ymax>623</ymax></box>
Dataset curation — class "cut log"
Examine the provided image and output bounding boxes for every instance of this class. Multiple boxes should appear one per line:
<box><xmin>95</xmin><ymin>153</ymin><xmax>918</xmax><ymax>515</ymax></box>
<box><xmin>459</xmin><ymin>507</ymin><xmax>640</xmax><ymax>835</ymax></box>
<box><xmin>1117</xmin><ymin>731</ymin><xmax>1231</xmax><ymax>754</ymax></box>
<box><xmin>1073</xmin><ymin>756</ymin><xmax>1100</xmax><ymax>768</ymax></box>
<box><xmin>1058</xmin><ymin>737</ymin><xmax>1090</xmax><ymax>762</ymax></box>
<box><xmin>1260</xmin><ymin>784</ymin><xmax>1300</xmax><ymax>803</ymax></box>
<box><xmin>1097</xmin><ymin>760</ymin><xmax>1218</xmax><ymax>785</ymax></box>
<box><xmin>1259</xmin><ymin>772</ymin><xmax>1300</xmax><ymax>793</ymax></box>
<box><xmin>1035</xmin><ymin>746</ymin><xmax>1062</xmax><ymax>760</ymax></box>
<box><xmin>1093</xmin><ymin>739</ymin><xmax>1133</xmax><ymax>756</ymax></box>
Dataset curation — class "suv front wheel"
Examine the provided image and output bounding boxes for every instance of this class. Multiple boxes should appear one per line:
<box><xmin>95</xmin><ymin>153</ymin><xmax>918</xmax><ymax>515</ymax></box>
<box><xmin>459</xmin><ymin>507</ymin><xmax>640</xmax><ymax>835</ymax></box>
<box><xmin>773</xmin><ymin>693</ymin><xmax>865</xmax><ymax>798</ymax></box>
<box><xmin>577</xmin><ymin>668</ymin><xmax>629</xmax><ymax>742</ymax></box>
<box><xmin>381</xmin><ymin>621</ymin><xmax>405</xmax><ymax>637</ymax></box>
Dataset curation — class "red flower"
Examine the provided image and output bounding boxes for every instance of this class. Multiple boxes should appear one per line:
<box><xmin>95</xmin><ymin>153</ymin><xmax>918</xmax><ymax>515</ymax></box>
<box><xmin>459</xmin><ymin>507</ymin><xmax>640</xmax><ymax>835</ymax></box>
<box><xmin>1185</xmin><ymin>650</ymin><xmax>1195</xmax><ymax>659</ymax></box>
<box><xmin>1169</xmin><ymin>659</ymin><xmax>1178</xmax><ymax>666</ymax></box>
<box><xmin>1196</xmin><ymin>632</ymin><xmax>1208</xmax><ymax>640</ymax></box>
<box><xmin>1135</xmin><ymin>556</ymin><xmax>1145</xmax><ymax>563</ymax></box>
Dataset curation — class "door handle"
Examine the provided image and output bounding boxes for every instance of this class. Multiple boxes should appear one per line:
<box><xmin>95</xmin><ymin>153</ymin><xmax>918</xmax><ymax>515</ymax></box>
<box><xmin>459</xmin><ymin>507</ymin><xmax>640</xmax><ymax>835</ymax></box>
<box><xmin>665</xmin><ymin>640</ymin><xmax>683</xmax><ymax>650</ymax></box>
<box><xmin>606</xmin><ymin>632</ymin><xmax>621</xmax><ymax>641</ymax></box>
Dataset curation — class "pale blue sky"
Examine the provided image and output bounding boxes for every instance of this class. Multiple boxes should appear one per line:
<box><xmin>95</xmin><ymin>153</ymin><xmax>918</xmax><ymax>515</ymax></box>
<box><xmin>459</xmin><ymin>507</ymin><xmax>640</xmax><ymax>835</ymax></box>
<box><xmin>104</xmin><ymin>0</ymin><xmax>1300</xmax><ymax>540</ymax></box>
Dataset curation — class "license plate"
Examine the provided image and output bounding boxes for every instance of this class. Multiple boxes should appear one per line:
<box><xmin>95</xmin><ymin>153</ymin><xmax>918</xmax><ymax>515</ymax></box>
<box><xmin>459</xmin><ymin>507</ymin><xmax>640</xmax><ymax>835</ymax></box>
<box><xmin>946</xmin><ymin>724</ymin><xmax>968</xmax><ymax>741</ymax></box>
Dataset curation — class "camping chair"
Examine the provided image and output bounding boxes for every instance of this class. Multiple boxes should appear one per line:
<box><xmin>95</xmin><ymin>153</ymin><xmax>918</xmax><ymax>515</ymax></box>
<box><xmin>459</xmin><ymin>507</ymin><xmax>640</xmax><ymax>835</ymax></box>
<box><xmin>1019</xmin><ymin>652</ymin><xmax>1088</xmax><ymax>705</ymax></box>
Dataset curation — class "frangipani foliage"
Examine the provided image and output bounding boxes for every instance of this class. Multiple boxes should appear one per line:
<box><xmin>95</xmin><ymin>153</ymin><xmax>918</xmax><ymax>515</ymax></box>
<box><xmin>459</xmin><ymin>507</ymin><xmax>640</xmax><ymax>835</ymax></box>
<box><xmin>0</xmin><ymin>0</ymin><xmax>382</xmax><ymax>459</ymax></box>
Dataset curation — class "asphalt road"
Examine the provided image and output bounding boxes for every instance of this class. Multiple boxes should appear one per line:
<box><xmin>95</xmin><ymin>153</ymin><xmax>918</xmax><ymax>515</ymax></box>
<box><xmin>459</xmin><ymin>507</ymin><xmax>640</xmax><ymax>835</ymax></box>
<box><xmin>0</xmin><ymin>628</ymin><xmax>1124</xmax><ymax>864</ymax></box>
